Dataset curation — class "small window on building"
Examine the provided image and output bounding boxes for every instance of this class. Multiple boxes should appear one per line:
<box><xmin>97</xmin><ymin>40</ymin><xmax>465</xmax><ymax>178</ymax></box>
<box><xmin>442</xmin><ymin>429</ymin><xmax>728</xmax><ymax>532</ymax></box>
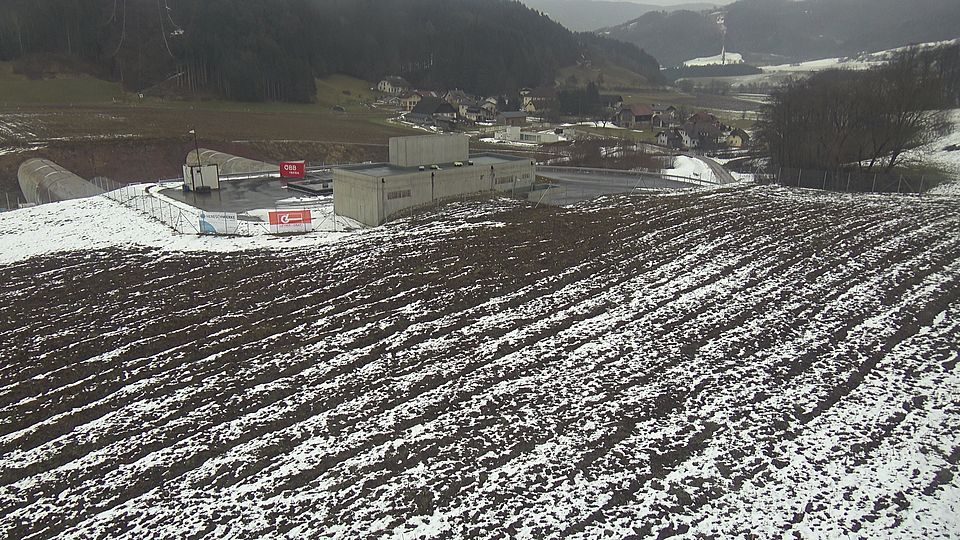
<box><xmin>387</xmin><ymin>189</ymin><xmax>412</xmax><ymax>200</ymax></box>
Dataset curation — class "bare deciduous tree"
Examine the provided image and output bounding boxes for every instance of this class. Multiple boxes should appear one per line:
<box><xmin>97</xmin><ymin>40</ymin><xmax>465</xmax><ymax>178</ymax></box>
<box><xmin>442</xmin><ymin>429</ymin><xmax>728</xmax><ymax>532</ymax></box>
<box><xmin>759</xmin><ymin>47</ymin><xmax>950</xmax><ymax>173</ymax></box>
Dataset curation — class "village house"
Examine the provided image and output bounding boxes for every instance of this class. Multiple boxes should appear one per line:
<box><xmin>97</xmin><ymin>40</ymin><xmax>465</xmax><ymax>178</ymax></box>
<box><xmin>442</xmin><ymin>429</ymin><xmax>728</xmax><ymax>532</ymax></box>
<box><xmin>497</xmin><ymin>111</ymin><xmax>528</xmax><ymax>127</ymax></box>
<box><xmin>682</xmin><ymin>122</ymin><xmax>723</xmax><ymax>149</ymax></box>
<box><xmin>600</xmin><ymin>95</ymin><xmax>624</xmax><ymax>109</ymax></box>
<box><xmin>459</xmin><ymin>102</ymin><xmax>485</xmax><ymax>123</ymax></box>
<box><xmin>688</xmin><ymin>110</ymin><xmax>718</xmax><ymax>125</ymax></box>
<box><xmin>656</xmin><ymin>129</ymin><xmax>684</xmax><ymax>149</ymax></box>
<box><xmin>653</xmin><ymin>104</ymin><xmax>677</xmax><ymax>116</ymax></box>
<box><xmin>444</xmin><ymin>89</ymin><xmax>475</xmax><ymax>108</ymax></box>
<box><xmin>481</xmin><ymin>97</ymin><xmax>499</xmax><ymax>118</ymax></box>
<box><xmin>726</xmin><ymin>128</ymin><xmax>751</xmax><ymax>148</ymax></box>
<box><xmin>407</xmin><ymin>97</ymin><xmax>458</xmax><ymax>130</ymax></box>
<box><xmin>616</xmin><ymin>104</ymin><xmax>655</xmax><ymax>128</ymax></box>
<box><xmin>521</xmin><ymin>87</ymin><xmax>558</xmax><ymax>114</ymax></box>
<box><xmin>377</xmin><ymin>76</ymin><xmax>412</xmax><ymax>95</ymax></box>
<box><xmin>651</xmin><ymin>105</ymin><xmax>678</xmax><ymax>128</ymax></box>
<box><xmin>399</xmin><ymin>91</ymin><xmax>423</xmax><ymax>112</ymax></box>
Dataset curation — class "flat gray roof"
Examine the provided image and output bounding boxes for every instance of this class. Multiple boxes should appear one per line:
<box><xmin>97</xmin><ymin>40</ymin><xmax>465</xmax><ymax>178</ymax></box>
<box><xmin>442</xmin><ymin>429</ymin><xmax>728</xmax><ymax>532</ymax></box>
<box><xmin>337</xmin><ymin>153</ymin><xmax>530</xmax><ymax>178</ymax></box>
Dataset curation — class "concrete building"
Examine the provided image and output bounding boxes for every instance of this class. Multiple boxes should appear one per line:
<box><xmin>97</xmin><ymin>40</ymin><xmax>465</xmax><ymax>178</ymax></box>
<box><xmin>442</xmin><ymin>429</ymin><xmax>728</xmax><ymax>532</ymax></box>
<box><xmin>334</xmin><ymin>134</ymin><xmax>535</xmax><ymax>227</ymax></box>
<box><xmin>389</xmin><ymin>134</ymin><xmax>468</xmax><ymax>167</ymax></box>
<box><xmin>495</xmin><ymin>126</ymin><xmax>560</xmax><ymax>145</ymax></box>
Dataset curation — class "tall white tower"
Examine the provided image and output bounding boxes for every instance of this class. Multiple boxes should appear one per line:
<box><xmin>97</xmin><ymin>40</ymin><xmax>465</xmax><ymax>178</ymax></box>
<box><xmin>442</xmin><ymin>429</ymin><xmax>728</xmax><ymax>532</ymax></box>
<box><xmin>717</xmin><ymin>15</ymin><xmax>727</xmax><ymax>65</ymax></box>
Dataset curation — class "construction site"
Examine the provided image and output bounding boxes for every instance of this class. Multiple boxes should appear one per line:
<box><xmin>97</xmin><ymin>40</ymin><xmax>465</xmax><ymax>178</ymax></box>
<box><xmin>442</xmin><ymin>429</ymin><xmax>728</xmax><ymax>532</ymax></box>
<box><xmin>13</xmin><ymin>134</ymin><xmax>548</xmax><ymax>235</ymax></box>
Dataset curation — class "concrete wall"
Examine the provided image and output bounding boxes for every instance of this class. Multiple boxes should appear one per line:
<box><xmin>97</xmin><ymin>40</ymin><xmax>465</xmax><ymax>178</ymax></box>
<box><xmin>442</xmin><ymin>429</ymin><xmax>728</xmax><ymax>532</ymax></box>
<box><xmin>334</xmin><ymin>157</ymin><xmax>535</xmax><ymax>227</ymax></box>
<box><xmin>186</xmin><ymin>149</ymin><xmax>279</xmax><ymax>175</ymax></box>
<box><xmin>332</xmin><ymin>169</ymin><xmax>383</xmax><ymax>228</ymax></box>
<box><xmin>18</xmin><ymin>158</ymin><xmax>104</xmax><ymax>204</ymax></box>
<box><xmin>389</xmin><ymin>134</ymin><xmax>469</xmax><ymax>167</ymax></box>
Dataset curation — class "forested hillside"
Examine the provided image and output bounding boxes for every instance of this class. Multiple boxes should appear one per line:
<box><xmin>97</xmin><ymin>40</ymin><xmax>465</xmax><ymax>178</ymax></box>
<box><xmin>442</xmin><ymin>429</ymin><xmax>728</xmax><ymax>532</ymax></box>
<box><xmin>603</xmin><ymin>0</ymin><xmax>960</xmax><ymax>67</ymax></box>
<box><xmin>0</xmin><ymin>0</ymin><xmax>661</xmax><ymax>103</ymax></box>
<box><xmin>601</xmin><ymin>9</ymin><xmax>721</xmax><ymax>68</ymax></box>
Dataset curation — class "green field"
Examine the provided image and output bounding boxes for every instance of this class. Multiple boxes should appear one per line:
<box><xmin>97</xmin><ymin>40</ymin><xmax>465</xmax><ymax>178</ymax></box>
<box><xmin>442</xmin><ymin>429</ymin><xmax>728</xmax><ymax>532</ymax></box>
<box><xmin>557</xmin><ymin>63</ymin><xmax>653</xmax><ymax>90</ymax></box>
<box><xmin>0</xmin><ymin>63</ymin><xmax>126</xmax><ymax>105</ymax></box>
<box><xmin>314</xmin><ymin>74</ymin><xmax>378</xmax><ymax>111</ymax></box>
<box><xmin>0</xmin><ymin>65</ymin><xmax>381</xmax><ymax>116</ymax></box>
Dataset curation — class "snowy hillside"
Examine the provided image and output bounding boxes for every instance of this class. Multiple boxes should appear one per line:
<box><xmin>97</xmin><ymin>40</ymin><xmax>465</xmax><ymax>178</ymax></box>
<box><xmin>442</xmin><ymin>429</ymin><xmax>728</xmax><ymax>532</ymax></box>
<box><xmin>1</xmin><ymin>186</ymin><xmax>959</xmax><ymax>539</ymax></box>
<box><xmin>761</xmin><ymin>38</ymin><xmax>960</xmax><ymax>73</ymax></box>
<box><xmin>917</xmin><ymin>109</ymin><xmax>960</xmax><ymax>196</ymax></box>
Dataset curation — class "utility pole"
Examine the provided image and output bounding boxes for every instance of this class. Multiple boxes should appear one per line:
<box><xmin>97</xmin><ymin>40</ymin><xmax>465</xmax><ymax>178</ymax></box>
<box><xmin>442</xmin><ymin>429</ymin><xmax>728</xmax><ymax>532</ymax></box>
<box><xmin>189</xmin><ymin>129</ymin><xmax>201</xmax><ymax>166</ymax></box>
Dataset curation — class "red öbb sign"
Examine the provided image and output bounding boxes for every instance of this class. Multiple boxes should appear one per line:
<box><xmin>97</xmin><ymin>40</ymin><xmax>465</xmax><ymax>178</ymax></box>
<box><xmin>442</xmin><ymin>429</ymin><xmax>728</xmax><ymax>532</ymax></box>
<box><xmin>280</xmin><ymin>161</ymin><xmax>306</xmax><ymax>178</ymax></box>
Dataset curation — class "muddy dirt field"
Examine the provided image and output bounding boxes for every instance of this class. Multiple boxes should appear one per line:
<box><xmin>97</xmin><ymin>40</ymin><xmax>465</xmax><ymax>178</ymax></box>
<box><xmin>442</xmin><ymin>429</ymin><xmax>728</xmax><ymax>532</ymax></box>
<box><xmin>1</xmin><ymin>186</ymin><xmax>958</xmax><ymax>538</ymax></box>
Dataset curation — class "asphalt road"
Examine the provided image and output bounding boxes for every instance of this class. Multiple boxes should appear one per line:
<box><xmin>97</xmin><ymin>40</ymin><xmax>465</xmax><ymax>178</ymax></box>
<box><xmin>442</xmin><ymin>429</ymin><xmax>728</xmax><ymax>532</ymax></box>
<box><xmin>686</xmin><ymin>153</ymin><xmax>736</xmax><ymax>184</ymax></box>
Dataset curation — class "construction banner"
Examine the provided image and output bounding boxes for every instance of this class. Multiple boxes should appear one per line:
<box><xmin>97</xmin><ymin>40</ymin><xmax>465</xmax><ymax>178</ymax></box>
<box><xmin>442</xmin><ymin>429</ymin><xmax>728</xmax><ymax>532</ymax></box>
<box><xmin>198</xmin><ymin>211</ymin><xmax>238</xmax><ymax>235</ymax></box>
<box><xmin>268</xmin><ymin>209</ymin><xmax>313</xmax><ymax>234</ymax></box>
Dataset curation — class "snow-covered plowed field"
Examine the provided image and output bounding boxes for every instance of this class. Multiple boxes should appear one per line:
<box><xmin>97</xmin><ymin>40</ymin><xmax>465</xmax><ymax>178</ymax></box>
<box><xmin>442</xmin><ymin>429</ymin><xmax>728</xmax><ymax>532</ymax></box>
<box><xmin>1</xmin><ymin>186</ymin><xmax>959</xmax><ymax>539</ymax></box>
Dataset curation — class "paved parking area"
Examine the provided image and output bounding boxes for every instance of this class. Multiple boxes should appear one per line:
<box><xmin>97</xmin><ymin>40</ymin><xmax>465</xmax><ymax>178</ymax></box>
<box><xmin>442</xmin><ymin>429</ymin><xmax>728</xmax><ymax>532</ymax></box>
<box><xmin>162</xmin><ymin>174</ymin><xmax>331</xmax><ymax>212</ymax></box>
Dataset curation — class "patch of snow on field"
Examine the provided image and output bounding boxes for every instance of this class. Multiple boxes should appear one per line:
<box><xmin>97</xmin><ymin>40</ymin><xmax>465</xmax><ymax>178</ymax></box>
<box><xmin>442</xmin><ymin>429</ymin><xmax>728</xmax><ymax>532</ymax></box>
<box><xmin>0</xmin><ymin>144</ymin><xmax>47</xmax><ymax>157</ymax></box>
<box><xmin>684</xmin><ymin>52</ymin><xmax>744</xmax><ymax>66</ymax></box>
<box><xmin>761</xmin><ymin>56</ymin><xmax>881</xmax><ymax>73</ymax></box>
<box><xmin>917</xmin><ymin>109</ymin><xmax>960</xmax><ymax>196</ymax></box>
<box><xmin>664</xmin><ymin>155</ymin><xmax>717</xmax><ymax>183</ymax></box>
<box><xmin>0</xmin><ymin>196</ymin><xmax>360</xmax><ymax>265</ymax></box>
<box><xmin>574</xmin><ymin>121</ymin><xmax>626</xmax><ymax>130</ymax></box>
<box><xmin>0</xmin><ymin>113</ymin><xmax>41</xmax><ymax>141</ymax></box>
<box><xmin>478</xmin><ymin>137</ymin><xmax>538</xmax><ymax>148</ymax></box>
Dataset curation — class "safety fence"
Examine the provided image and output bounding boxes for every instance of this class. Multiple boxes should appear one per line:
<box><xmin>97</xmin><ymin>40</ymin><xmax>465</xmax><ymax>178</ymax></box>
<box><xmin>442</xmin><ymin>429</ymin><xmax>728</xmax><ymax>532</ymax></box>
<box><xmin>758</xmin><ymin>167</ymin><xmax>954</xmax><ymax>194</ymax></box>
<box><xmin>1</xmin><ymin>191</ymin><xmax>26</xmax><ymax>211</ymax></box>
<box><xmin>538</xmin><ymin>166</ymin><xmax>711</xmax><ymax>186</ymax></box>
<box><xmin>95</xmin><ymin>178</ymin><xmax>333</xmax><ymax>237</ymax></box>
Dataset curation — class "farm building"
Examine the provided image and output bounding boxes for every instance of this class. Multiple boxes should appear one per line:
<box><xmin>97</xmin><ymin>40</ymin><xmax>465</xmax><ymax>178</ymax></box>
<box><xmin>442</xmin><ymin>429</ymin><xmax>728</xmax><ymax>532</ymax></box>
<box><xmin>616</xmin><ymin>104</ymin><xmax>655</xmax><ymax>128</ymax></box>
<box><xmin>497</xmin><ymin>111</ymin><xmax>528</xmax><ymax>126</ymax></box>
<box><xmin>333</xmin><ymin>134</ymin><xmax>535</xmax><ymax>227</ymax></box>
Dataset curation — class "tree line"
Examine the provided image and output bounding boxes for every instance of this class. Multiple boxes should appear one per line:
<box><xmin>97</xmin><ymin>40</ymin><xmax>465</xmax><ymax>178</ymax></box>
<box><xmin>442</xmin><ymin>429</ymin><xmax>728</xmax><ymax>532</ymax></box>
<box><xmin>758</xmin><ymin>45</ymin><xmax>957</xmax><ymax>173</ymax></box>
<box><xmin>0</xmin><ymin>0</ymin><xmax>662</xmax><ymax>103</ymax></box>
